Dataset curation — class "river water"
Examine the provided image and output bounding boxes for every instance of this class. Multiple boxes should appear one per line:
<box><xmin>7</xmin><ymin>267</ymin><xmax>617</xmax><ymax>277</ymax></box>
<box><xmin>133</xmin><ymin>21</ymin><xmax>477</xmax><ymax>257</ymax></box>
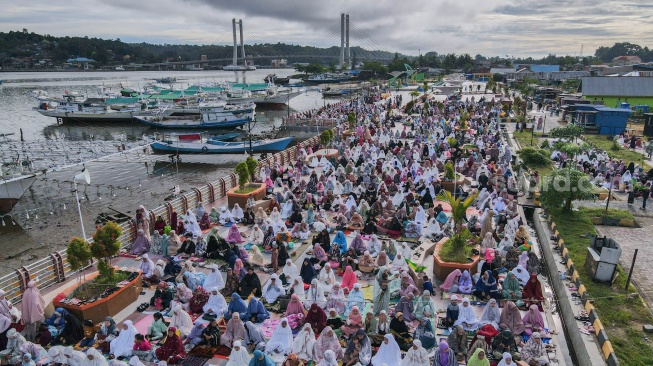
<box><xmin>0</xmin><ymin>69</ymin><xmax>330</xmax><ymax>275</ymax></box>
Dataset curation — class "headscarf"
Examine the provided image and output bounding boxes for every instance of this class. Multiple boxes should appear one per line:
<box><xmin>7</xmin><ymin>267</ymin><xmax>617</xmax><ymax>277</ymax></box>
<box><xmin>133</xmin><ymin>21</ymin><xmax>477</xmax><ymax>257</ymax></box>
<box><xmin>341</xmin><ymin>266</ymin><xmax>357</xmax><ymax>290</ymax></box>
<box><xmin>523</xmin><ymin>304</ymin><xmax>545</xmax><ymax>331</ymax></box>
<box><xmin>345</xmin><ymin>283</ymin><xmax>366</xmax><ymax>316</ymax></box>
<box><xmin>467</xmin><ymin>348</ymin><xmax>490</xmax><ymax>366</ymax></box>
<box><xmin>21</xmin><ymin>280</ymin><xmax>45</xmax><ymax>324</ymax></box>
<box><xmin>290</xmin><ymin>323</ymin><xmax>316</xmax><ymax>360</ymax></box>
<box><xmin>439</xmin><ymin>269</ymin><xmax>461</xmax><ymax>292</ymax></box>
<box><xmin>228</xmin><ymin>293</ymin><xmax>248</xmax><ymax>315</ymax></box>
<box><xmin>249</xmin><ymin>350</ymin><xmax>275</xmax><ymax>366</ymax></box>
<box><xmin>264</xmin><ymin>317</ymin><xmax>293</xmax><ymax>354</ymax></box>
<box><xmin>332</xmin><ymin>231</ymin><xmax>347</xmax><ymax>253</ymax></box>
<box><xmin>499</xmin><ymin>301</ymin><xmax>525</xmax><ymax>335</ymax></box>
<box><xmin>319</xmin><ymin>350</ymin><xmax>338</xmax><ymax>366</ymax></box>
<box><xmin>502</xmin><ymin>272</ymin><xmax>521</xmax><ymax>295</ymax></box>
<box><xmin>497</xmin><ymin>352</ymin><xmax>513</xmax><ymax>366</ymax></box>
<box><xmin>285</xmin><ymin>294</ymin><xmax>306</xmax><ymax>317</ymax></box>
<box><xmin>371</xmin><ymin>334</ymin><xmax>401</xmax><ymax>366</ymax></box>
<box><xmin>203</xmin><ymin>264</ymin><xmax>225</xmax><ymax>291</ymax></box>
<box><xmin>458</xmin><ymin>270</ymin><xmax>472</xmax><ymax>288</ymax></box>
<box><xmin>313</xmin><ymin>326</ymin><xmax>343</xmax><ymax>362</ymax></box>
<box><xmin>521</xmin><ymin>332</ymin><xmax>546</xmax><ymax>360</ymax></box>
<box><xmin>110</xmin><ymin>320</ymin><xmax>138</xmax><ymax>358</ymax></box>
<box><xmin>437</xmin><ymin>341</ymin><xmax>451</xmax><ymax>366</ymax></box>
<box><xmin>300</xmin><ymin>259</ymin><xmax>318</xmax><ymax>284</ymax></box>
<box><xmin>226</xmin><ymin>341</ymin><xmax>250</xmax><ymax>366</ymax></box>
<box><xmin>479</xmin><ymin>298</ymin><xmax>501</xmax><ymax>328</ymax></box>
<box><xmin>85</xmin><ymin>347</ymin><xmax>108</xmax><ymax>366</ymax></box>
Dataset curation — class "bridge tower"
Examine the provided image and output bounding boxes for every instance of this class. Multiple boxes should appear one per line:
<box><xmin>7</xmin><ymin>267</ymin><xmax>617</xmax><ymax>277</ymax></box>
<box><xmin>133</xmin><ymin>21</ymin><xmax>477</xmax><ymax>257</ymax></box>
<box><xmin>340</xmin><ymin>13</ymin><xmax>345</xmax><ymax>67</ymax></box>
<box><xmin>346</xmin><ymin>14</ymin><xmax>350</xmax><ymax>67</ymax></box>
<box><xmin>232</xmin><ymin>18</ymin><xmax>238</xmax><ymax>67</ymax></box>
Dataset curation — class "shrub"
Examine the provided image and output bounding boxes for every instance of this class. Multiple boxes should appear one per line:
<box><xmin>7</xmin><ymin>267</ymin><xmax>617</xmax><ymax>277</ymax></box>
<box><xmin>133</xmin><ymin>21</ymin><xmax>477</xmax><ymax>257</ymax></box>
<box><xmin>67</xmin><ymin>237</ymin><xmax>92</xmax><ymax>271</ymax></box>
<box><xmin>245</xmin><ymin>156</ymin><xmax>258</xmax><ymax>181</ymax></box>
<box><xmin>444</xmin><ymin>161</ymin><xmax>455</xmax><ymax>181</ymax></box>
<box><xmin>235</xmin><ymin>162</ymin><xmax>250</xmax><ymax>189</ymax></box>
<box><xmin>540</xmin><ymin>140</ymin><xmax>550</xmax><ymax>149</ymax></box>
<box><xmin>91</xmin><ymin>222</ymin><xmax>122</xmax><ymax>280</ymax></box>
<box><xmin>518</xmin><ymin>148</ymin><xmax>551</xmax><ymax>167</ymax></box>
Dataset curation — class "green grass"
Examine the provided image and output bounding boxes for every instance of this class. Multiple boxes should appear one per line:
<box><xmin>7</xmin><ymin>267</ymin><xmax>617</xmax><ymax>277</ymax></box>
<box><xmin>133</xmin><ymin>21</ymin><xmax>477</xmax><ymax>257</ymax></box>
<box><xmin>69</xmin><ymin>271</ymin><xmax>130</xmax><ymax>299</ymax></box>
<box><xmin>583</xmin><ymin>135</ymin><xmax>651</xmax><ymax>170</ymax></box>
<box><xmin>513</xmin><ymin>131</ymin><xmax>553</xmax><ymax>177</ymax></box>
<box><xmin>580</xmin><ymin>208</ymin><xmax>635</xmax><ymax>221</ymax></box>
<box><xmin>549</xmin><ymin>208</ymin><xmax>653</xmax><ymax>365</ymax></box>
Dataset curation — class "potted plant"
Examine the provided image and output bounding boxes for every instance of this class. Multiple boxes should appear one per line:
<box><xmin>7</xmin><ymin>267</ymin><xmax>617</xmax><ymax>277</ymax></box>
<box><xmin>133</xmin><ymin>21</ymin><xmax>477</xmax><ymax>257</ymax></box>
<box><xmin>439</xmin><ymin>161</ymin><xmax>463</xmax><ymax>192</ymax></box>
<box><xmin>57</xmin><ymin>223</ymin><xmax>142</xmax><ymax>323</ymax></box>
<box><xmin>227</xmin><ymin>159</ymin><xmax>267</xmax><ymax>208</ymax></box>
<box><xmin>432</xmin><ymin>191</ymin><xmax>480</xmax><ymax>280</ymax></box>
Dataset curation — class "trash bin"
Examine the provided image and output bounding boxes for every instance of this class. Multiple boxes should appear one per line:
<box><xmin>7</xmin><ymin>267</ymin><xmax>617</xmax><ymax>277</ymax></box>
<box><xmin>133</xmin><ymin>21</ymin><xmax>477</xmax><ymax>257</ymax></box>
<box><xmin>585</xmin><ymin>236</ymin><xmax>621</xmax><ymax>282</ymax></box>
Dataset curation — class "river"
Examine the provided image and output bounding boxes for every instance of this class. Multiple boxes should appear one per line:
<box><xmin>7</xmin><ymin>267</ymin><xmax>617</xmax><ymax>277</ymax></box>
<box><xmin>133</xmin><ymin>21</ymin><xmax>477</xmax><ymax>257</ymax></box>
<box><xmin>0</xmin><ymin>69</ymin><xmax>330</xmax><ymax>275</ymax></box>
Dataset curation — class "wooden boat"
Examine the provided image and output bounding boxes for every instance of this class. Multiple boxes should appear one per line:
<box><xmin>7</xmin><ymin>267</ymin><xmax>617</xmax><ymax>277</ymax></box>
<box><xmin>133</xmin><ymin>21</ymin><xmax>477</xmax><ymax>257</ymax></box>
<box><xmin>134</xmin><ymin>102</ymin><xmax>255</xmax><ymax>129</ymax></box>
<box><xmin>151</xmin><ymin>136</ymin><xmax>294</xmax><ymax>154</ymax></box>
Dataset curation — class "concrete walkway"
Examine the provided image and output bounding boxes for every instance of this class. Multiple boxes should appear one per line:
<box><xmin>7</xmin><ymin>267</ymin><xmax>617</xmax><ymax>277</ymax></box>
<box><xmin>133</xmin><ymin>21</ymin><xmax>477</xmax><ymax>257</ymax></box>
<box><xmin>594</xmin><ymin>216</ymin><xmax>653</xmax><ymax>310</ymax></box>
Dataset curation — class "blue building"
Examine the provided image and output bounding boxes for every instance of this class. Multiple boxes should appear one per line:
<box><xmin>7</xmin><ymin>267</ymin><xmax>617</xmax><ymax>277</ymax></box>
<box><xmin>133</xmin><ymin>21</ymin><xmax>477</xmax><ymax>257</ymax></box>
<box><xmin>529</xmin><ymin>65</ymin><xmax>560</xmax><ymax>73</ymax></box>
<box><xmin>573</xmin><ymin>104</ymin><xmax>633</xmax><ymax>135</ymax></box>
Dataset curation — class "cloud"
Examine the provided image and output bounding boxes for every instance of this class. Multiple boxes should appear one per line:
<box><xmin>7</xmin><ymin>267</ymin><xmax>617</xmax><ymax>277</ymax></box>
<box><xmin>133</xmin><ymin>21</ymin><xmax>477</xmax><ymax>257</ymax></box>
<box><xmin>2</xmin><ymin>0</ymin><xmax>653</xmax><ymax>57</ymax></box>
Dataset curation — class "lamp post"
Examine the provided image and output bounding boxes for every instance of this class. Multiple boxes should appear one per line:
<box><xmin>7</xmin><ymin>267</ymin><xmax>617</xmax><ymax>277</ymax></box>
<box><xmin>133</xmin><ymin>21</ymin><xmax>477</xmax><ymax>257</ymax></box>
<box><xmin>73</xmin><ymin>168</ymin><xmax>91</xmax><ymax>240</ymax></box>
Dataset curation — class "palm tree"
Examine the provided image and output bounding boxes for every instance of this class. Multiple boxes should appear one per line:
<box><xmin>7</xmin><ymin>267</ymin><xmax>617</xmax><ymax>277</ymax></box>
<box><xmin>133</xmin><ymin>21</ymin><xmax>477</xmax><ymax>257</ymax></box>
<box><xmin>435</xmin><ymin>190</ymin><xmax>479</xmax><ymax>262</ymax></box>
<box><xmin>410</xmin><ymin>90</ymin><xmax>420</xmax><ymax>101</ymax></box>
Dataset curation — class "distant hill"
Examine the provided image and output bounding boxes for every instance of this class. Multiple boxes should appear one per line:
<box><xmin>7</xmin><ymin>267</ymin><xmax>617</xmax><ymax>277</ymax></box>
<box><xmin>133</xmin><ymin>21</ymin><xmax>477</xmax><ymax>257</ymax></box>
<box><xmin>0</xmin><ymin>30</ymin><xmax>396</xmax><ymax>68</ymax></box>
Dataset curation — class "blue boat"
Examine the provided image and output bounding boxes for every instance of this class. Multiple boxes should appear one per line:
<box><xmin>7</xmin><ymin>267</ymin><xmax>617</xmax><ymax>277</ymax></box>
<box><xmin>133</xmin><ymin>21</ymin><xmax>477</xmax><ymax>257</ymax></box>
<box><xmin>151</xmin><ymin>136</ymin><xmax>294</xmax><ymax>154</ymax></box>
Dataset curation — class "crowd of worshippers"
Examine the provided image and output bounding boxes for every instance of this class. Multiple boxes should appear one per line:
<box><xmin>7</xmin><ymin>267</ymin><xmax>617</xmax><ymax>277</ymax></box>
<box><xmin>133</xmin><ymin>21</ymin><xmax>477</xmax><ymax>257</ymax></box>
<box><xmin>0</xmin><ymin>95</ymin><xmax>551</xmax><ymax>366</ymax></box>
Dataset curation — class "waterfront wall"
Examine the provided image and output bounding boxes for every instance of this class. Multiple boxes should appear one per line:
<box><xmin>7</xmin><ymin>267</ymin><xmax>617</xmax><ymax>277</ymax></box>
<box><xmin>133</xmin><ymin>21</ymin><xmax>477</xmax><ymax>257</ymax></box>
<box><xmin>0</xmin><ymin>135</ymin><xmax>321</xmax><ymax>304</ymax></box>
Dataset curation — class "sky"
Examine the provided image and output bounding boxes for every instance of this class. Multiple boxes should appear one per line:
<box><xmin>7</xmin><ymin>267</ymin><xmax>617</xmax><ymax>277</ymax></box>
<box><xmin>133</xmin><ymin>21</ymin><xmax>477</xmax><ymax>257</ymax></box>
<box><xmin>3</xmin><ymin>0</ymin><xmax>653</xmax><ymax>58</ymax></box>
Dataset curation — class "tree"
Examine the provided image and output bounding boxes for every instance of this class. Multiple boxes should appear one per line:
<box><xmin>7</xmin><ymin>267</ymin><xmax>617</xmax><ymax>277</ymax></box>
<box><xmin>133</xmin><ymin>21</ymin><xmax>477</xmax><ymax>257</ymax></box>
<box><xmin>67</xmin><ymin>237</ymin><xmax>92</xmax><ymax>282</ymax></box>
<box><xmin>245</xmin><ymin>155</ymin><xmax>258</xmax><ymax>181</ymax></box>
<box><xmin>347</xmin><ymin>112</ymin><xmax>357</xmax><ymax>130</ymax></box>
<box><xmin>362</xmin><ymin>61</ymin><xmax>388</xmax><ymax>75</ymax></box>
<box><xmin>539</xmin><ymin>167</ymin><xmax>594</xmax><ymax>212</ymax></box>
<box><xmin>550</xmin><ymin>125</ymin><xmax>583</xmax><ymax>142</ymax></box>
<box><xmin>90</xmin><ymin>222</ymin><xmax>122</xmax><ymax>280</ymax></box>
<box><xmin>436</xmin><ymin>190</ymin><xmax>478</xmax><ymax>262</ymax></box>
<box><xmin>235</xmin><ymin>161</ymin><xmax>250</xmax><ymax>190</ymax></box>
<box><xmin>320</xmin><ymin>129</ymin><xmax>334</xmax><ymax>147</ymax></box>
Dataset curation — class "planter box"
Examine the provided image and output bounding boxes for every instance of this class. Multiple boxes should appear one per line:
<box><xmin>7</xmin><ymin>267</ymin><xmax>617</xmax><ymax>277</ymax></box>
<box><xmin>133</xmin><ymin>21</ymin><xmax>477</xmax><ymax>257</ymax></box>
<box><xmin>55</xmin><ymin>271</ymin><xmax>142</xmax><ymax>323</ymax></box>
<box><xmin>439</xmin><ymin>174</ymin><xmax>465</xmax><ymax>193</ymax></box>
<box><xmin>227</xmin><ymin>183</ymin><xmax>266</xmax><ymax>209</ymax></box>
<box><xmin>432</xmin><ymin>238</ymin><xmax>480</xmax><ymax>281</ymax></box>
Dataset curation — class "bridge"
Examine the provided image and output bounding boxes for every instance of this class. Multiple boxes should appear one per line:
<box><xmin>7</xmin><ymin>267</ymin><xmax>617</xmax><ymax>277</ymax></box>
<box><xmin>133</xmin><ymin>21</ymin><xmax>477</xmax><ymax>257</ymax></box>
<box><xmin>123</xmin><ymin>14</ymin><xmax>395</xmax><ymax>69</ymax></box>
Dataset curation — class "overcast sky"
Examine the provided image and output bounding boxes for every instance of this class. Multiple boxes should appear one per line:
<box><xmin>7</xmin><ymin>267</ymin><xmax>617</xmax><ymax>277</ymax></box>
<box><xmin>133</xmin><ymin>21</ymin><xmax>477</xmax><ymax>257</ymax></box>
<box><xmin>3</xmin><ymin>0</ymin><xmax>652</xmax><ymax>58</ymax></box>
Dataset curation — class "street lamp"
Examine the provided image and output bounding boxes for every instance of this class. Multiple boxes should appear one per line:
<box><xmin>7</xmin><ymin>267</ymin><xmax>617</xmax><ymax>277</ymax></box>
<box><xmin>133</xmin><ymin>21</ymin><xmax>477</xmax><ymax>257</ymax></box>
<box><xmin>73</xmin><ymin>168</ymin><xmax>91</xmax><ymax>240</ymax></box>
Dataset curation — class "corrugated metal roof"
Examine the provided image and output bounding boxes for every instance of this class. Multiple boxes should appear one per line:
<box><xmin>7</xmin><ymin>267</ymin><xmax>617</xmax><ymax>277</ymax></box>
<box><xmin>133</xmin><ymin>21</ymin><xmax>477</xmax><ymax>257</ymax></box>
<box><xmin>582</xmin><ymin>76</ymin><xmax>653</xmax><ymax>97</ymax></box>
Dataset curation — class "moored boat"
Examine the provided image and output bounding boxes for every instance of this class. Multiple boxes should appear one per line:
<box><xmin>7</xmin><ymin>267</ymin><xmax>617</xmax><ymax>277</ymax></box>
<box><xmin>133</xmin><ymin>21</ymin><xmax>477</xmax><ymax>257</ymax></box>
<box><xmin>151</xmin><ymin>136</ymin><xmax>293</xmax><ymax>154</ymax></box>
<box><xmin>134</xmin><ymin>102</ymin><xmax>255</xmax><ymax>129</ymax></box>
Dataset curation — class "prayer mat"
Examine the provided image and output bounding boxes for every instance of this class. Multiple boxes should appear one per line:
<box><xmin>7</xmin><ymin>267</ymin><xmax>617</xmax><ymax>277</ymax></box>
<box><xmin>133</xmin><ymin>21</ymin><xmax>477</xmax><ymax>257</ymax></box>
<box><xmin>189</xmin><ymin>345</ymin><xmax>219</xmax><ymax>358</ymax></box>
<box><xmin>396</xmin><ymin>236</ymin><xmax>420</xmax><ymax>244</ymax></box>
<box><xmin>260</xmin><ymin>319</ymin><xmax>281</xmax><ymax>338</ymax></box>
<box><xmin>213</xmin><ymin>345</ymin><xmax>232</xmax><ymax>358</ymax></box>
<box><xmin>361</xmin><ymin>285</ymin><xmax>374</xmax><ymax>301</ymax></box>
<box><xmin>182</xmin><ymin>355</ymin><xmax>210</xmax><ymax>366</ymax></box>
<box><xmin>133</xmin><ymin>314</ymin><xmax>154</xmax><ymax>335</ymax></box>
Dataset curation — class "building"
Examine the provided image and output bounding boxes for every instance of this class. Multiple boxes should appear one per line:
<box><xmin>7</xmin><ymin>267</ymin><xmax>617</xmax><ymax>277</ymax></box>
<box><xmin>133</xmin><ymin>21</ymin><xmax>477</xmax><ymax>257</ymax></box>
<box><xmin>271</xmin><ymin>59</ymin><xmax>287</xmax><ymax>68</ymax></box>
<box><xmin>66</xmin><ymin>57</ymin><xmax>95</xmax><ymax>69</ymax></box>
<box><xmin>490</xmin><ymin>67</ymin><xmax>517</xmax><ymax>75</ymax></box>
<box><xmin>582</xmin><ymin>76</ymin><xmax>653</xmax><ymax>108</ymax></box>
<box><xmin>612</xmin><ymin>55</ymin><xmax>642</xmax><ymax>66</ymax></box>
<box><xmin>572</xmin><ymin>104</ymin><xmax>633</xmax><ymax>135</ymax></box>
